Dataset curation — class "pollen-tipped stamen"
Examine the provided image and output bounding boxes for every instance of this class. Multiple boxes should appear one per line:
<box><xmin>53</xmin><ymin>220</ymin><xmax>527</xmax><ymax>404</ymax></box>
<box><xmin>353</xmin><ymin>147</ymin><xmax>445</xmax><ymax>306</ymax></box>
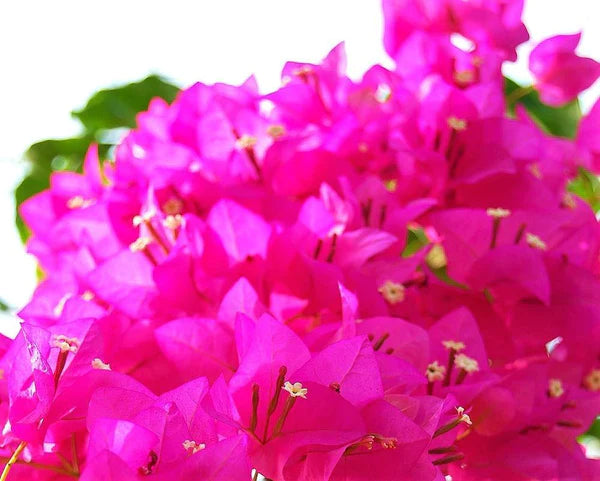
<box><xmin>433</xmin><ymin>407</ymin><xmax>472</xmax><ymax>438</ymax></box>
<box><xmin>442</xmin><ymin>340</ymin><xmax>465</xmax><ymax>386</ymax></box>
<box><xmin>487</xmin><ymin>207</ymin><xmax>510</xmax><ymax>249</ymax></box>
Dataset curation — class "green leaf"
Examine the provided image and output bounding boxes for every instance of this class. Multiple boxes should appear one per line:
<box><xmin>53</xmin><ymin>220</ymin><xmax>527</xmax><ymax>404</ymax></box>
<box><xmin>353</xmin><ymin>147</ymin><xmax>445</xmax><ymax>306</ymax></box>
<box><xmin>568</xmin><ymin>166</ymin><xmax>600</xmax><ymax>213</ymax></box>
<box><xmin>0</xmin><ymin>297</ymin><xmax>10</xmax><ymax>312</ymax></box>
<box><xmin>429</xmin><ymin>265</ymin><xmax>469</xmax><ymax>290</ymax></box>
<box><xmin>72</xmin><ymin>75</ymin><xmax>179</xmax><ymax>131</ymax></box>
<box><xmin>401</xmin><ymin>227</ymin><xmax>429</xmax><ymax>257</ymax></box>
<box><xmin>15</xmin><ymin>75</ymin><xmax>181</xmax><ymax>242</ymax></box>
<box><xmin>504</xmin><ymin>77</ymin><xmax>582</xmax><ymax>139</ymax></box>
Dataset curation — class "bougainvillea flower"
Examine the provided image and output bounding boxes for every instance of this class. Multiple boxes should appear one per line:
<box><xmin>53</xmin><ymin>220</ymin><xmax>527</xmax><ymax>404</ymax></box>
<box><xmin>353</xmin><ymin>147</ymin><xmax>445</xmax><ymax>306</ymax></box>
<box><xmin>530</xmin><ymin>33</ymin><xmax>600</xmax><ymax>106</ymax></box>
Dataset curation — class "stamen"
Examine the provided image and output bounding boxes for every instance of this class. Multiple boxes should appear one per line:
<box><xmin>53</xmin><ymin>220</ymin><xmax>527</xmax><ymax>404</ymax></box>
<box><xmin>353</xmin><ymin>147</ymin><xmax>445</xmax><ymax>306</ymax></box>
<box><xmin>526</xmin><ymin>233</ymin><xmax>547</xmax><ymax>251</ymax></box>
<box><xmin>556</xmin><ymin>420</ymin><xmax>582</xmax><ymax>428</ymax></box>
<box><xmin>292</xmin><ymin>65</ymin><xmax>313</xmax><ymax>78</ymax></box>
<box><xmin>344</xmin><ymin>435</ymin><xmax>375</xmax><ymax>455</ymax></box>
<box><xmin>361</xmin><ymin>198</ymin><xmax>373</xmax><ymax>225</ymax></box>
<box><xmin>584</xmin><ymin>369</ymin><xmax>600</xmax><ymax>391</ymax></box>
<box><xmin>454</xmin><ymin>69</ymin><xmax>475</xmax><ymax>85</ymax></box>
<box><xmin>233</xmin><ymin>130</ymin><xmax>261</xmax><ymax>178</ymax></box>
<box><xmin>51</xmin><ymin>335</ymin><xmax>80</xmax><ymax>354</ymax></box>
<box><xmin>442</xmin><ymin>340</ymin><xmax>465</xmax><ymax>386</ymax></box>
<box><xmin>432</xmin><ymin>453</ymin><xmax>465</xmax><ymax>466</ymax></box>
<box><xmin>514</xmin><ymin>223</ymin><xmax>526</xmax><ymax>244</ymax></box>
<box><xmin>329</xmin><ymin>382</ymin><xmax>341</xmax><ymax>393</ymax></box>
<box><xmin>429</xmin><ymin>445</ymin><xmax>458</xmax><ymax>455</ymax></box>
<box><xmin>162</xmin><ymin>197</ymin><xmax>183</xmax><ymax>215</ymax></box>
<box><xmin>528</xmin><ymin>163</ymin><xmax>542</xmax><ymax>179</ymax></box>
<box><xmin>81</xmin><ymin>290</ymin><xmax>95</xmax><ymax>301</ymax></box>
<box><xmin>433</xmin><ymin>407</ymin><xmax>472</xmax><ymax>438</ymax></box>
<box><xmin>133</xmin><ymin>211</ymin><xmax>170</xmax><ymax>255</ymax></box>
<box><xmin>250</xmin><ymin>384</ymin><xmax>260</xmax><ymax>434</ymax></box>
<box><xmin>443</xmin><ymin>340</ymin><xmax>466</xmax><ymax>352</ymax></box>
<box><xmin>91</xmin><ymin>358</ymin><xmax>111</xmax><ymax>370</ymax></box>
<box><xmin>130</xmin><ymin>236</ymin><xmax>152</xmax><ymax>252</ymax></box>
<box><xmin>138</xmin><ymin>450</ymin><xmax>158</xmax><ymax>476</ymax></box>
<box><xmin>426</xmin><ymin>244</ymin><xmax>447</xmax><ymax>269</ymax></box>
<box><xmin>487</xmin><ymin>207</ymin><xmax>510</xmax><ymax>249</ymax></box>
<box><xmin>129</xmin><ymin>237</ymin><xmax>158</xmax><ymax>265</ymax></box>
<box><xmin>270</xmin><ymin>380</ymin><xmax>307</xmax><ymax>439</ymax></box>
<box><xmin>454</xmin><ymin>354</ymin><xmax>479</xmax><ymax>385</ymax></box>
<box><xmin>447</xmin><ymin>116</ymin><xmax>468</xmax><ymax>131</ymax></box>
<box><xmin>372</xmin><ymin>333</ymin><xmax>390</xmax><ymax>351</ymax></box>
<box><xmin>562</xmin><ymin>192</ymin><xmax>577</xmax><ymax>209</ymax></box>
<box><xmin>385</xmin><ymin>179</ymin><xmax>398</xmax><ymax>192</ymax></box>
<box><xmin>378</xmin><ymin>281</ymin><xmax>405</xmax><ymax>305</ymax></box>
<box><xmin>313</xmin><ymin>238</ymin><xmax>323</xmax><ymax>260</ymax></box>
<box><xmin>282</xmin><ymin>381</ymin><xmax>308</xmax><ymax>399</ymax></box>
<box><xmin>51</xmin><ymin>335</ymin><xmax>79</xmax><ymax>388</ymax></box>
<box><xmin>182</xmin><ymin>440</ymin><xmax>206</xmax><ymax>455</ymax></box>
<box><xmin>262</xmin><ymin>366</ymin><xmax>287</xmax><ymax>443</ymax></box>
<box><xmin>379</xmin><ymin>204</ymin><xmax>387</xmax><ymax>228</ymax></box>
<box><xmin>266</xmin><ymin>124</ymin><xmax>286</xmax><ymax>139</ymax></box>
<box><xmin>67</xmin><ymin>196</ymin><xmax>94</xmax><ymax>209</ymax></box>
<box><xmin>163</xmin><ymin>214</ymin><xmax>183</xmax><ymax>231</ymax></box>
<box><xmin>343</xmin><ymin>434</ymin><xmax>398</xmax><ymax>456</ymax></box>
<box><xmin>235</xmin><ymin>134</ymin><xmax>258</xmax><ymax>150</ymax></box>
<box><xmin>426</xmin><ymin>361</ymin><xmax>447</xmax><ymax>394</ymax></box>
<box><xmin>547</xmin><ymin>378</ymin><xmax>564</xmax><ymax>398</ymax></box>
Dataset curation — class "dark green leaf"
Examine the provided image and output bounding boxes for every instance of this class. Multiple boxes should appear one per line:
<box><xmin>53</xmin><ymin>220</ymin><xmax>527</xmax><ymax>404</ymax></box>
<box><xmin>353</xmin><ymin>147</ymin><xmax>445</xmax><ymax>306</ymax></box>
<box><xmin>504</xmin><ymin>77</ymin><xmax>582</xmax><ymax>139</ymax></box>
<box><xmin>0</xmin><ymin>297</ymin><xmax>10</xmax><ymax>312</ymax></box>
<box><xmin>72</xmin><ymin>75</ymin><xmax>179</xmax><ymax>131</ymax></box>
<box><xmin>401</xmin><ymin>227</ymin><xmax>429</xmax><ymax>257</ymax></box>
<box><xmin>568</xmin><ymin>166</ymin><xmax>600</xmax><ymax>213</ymax></box>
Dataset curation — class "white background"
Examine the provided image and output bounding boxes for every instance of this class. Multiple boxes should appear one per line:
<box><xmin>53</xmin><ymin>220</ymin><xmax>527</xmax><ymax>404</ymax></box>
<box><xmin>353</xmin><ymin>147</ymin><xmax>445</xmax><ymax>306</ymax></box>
<box><xmin>0</xmin><ymin>0</ymin><xmax>599</xmax><ymax>336</ymax></box>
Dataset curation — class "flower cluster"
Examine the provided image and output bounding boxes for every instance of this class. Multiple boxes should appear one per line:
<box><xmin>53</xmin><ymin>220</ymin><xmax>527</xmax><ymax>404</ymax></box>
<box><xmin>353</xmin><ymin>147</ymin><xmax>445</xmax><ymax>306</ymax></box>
<box><xmin>3</xmin><ymin>1</ymin><xmax>600</xmax><ymax>480</ymax></box>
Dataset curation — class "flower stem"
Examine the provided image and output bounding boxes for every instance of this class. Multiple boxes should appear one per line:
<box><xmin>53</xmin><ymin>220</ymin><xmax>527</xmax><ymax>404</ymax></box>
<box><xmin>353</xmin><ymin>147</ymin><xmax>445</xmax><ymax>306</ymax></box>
<box><xmin>1</xmin><ymin>441</ymin><xmax>27</xmax><ymax>481</ymax></box>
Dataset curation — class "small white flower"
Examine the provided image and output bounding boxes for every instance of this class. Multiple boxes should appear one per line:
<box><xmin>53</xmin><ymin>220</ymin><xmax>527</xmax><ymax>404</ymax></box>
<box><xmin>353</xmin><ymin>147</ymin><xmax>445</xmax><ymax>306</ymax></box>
<box><xmin>486</xmin><ymin>207</ymin><xmax>511</xmax><ymax>219</ymax></box>
<box><xmin>526</xmin><ymin>233</ymin><xmax>547</xmax><ymax>250</ymax></box>
<box><xmin>182</xmin><ymin>440</ymin><xmax>206</xmax><ymax>454</ymax></box>
<box><xmin>548</xmin><ymin>378</ymin><xmax>564</xmax><ymax>398</ymax></box>
<box><xmin>447</xmin><ymin>116</ymin><xmax>468</xmax><ymax>131</ymax></box>
<box><xmin>91</xmin><ymin>358</ymin><xmax>111</xmax><ymax>370</ymax></box>
<box><xmin>442</xmin><ymin>340</ymin><xmax>466</xmax><ymax>352</ymax></box>
<box><xmin>129</xmin><ymin>237</ymin><xmax>152</xmax><ymax>252</ymax></box>
<box><xmin>235</xmin><ymin>134</ymin><xmax>257</xmax><ymax>150</ymax></box>
<box><xmin>283</xmin><ymin>381</ymin><xmax>308</xmax><ymax>399</ymax></box>
<box><xmin>426</xmin><ymin>361</ymin><xmax>446</xmax><ymax>382</ymax></box>
<box><xmin>456</xmin><ymin>406</ymin><xmax>472</xmax><ymax>425</ymax></box>
<box><xmin>455</xmin><ymin>354</ymin><xmax>479</xmax><ymax>373</ymax></box>
<box><xmin>378</xmin><ymin>280</ymin><xmax>405</xmax><ymax>305</ymax></box>
<box><xmin>51</xmin><ymin>335</ymin><xmax>80</xmax><ymax>353</ymax></box>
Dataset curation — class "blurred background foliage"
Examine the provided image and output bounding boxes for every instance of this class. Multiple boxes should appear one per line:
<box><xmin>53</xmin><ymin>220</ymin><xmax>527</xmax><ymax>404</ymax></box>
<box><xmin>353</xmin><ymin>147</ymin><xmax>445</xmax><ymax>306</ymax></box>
<box><xmin>15</xmin><ymin>75</ymin><xmax>180</xmax><ymax>241</ymax></box>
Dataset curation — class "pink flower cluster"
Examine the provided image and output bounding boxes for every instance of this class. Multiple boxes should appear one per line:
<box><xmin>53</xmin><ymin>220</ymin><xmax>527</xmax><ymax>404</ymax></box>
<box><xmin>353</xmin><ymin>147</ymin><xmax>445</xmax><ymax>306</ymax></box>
<box><xmin>4</xmin><ymin>1</ymin><xmax>600</xmax><ymax>480</ymax></box>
